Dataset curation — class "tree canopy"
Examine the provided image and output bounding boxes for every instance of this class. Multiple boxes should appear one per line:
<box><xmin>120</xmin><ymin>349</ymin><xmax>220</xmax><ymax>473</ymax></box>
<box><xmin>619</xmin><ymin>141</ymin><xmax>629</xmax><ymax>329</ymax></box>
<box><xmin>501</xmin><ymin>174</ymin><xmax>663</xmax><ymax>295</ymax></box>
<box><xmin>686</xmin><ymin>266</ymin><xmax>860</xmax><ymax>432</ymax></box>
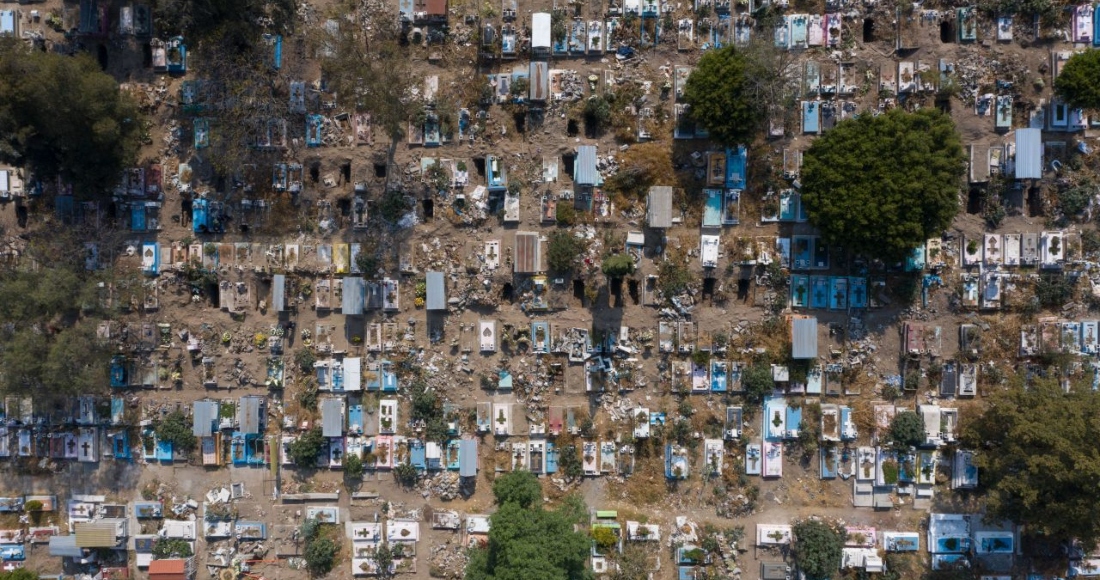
<box><xmin>1054</xmin><ymin>49</ymin><xmax>1100</xmax><ymax>110</ymax></box>
<box><xmin>288</xmin><ymin>427</ymin><xmax>324</xmax><ymax>467</ymax></box>
<box><xmin>681</xmin><ymin>46</ymin><xmax>758</xmax><ymax>145</ymax></box>
<box><xmin>0</xmin><ymin>39</ymin><xmax>142</xmax><ymax>198</ymax></box>
<box><xmin>491</xmin><ymin>471</ymin><xmax>543</xmax><ymax>509</ymax></box>
<box><xmin>153</xmin><ymin>0</ymin><xmax>297</xmax><ymax>41</ymax></box>
<box><xmin>156</xmin><ymin>411</ymin><xmax>198</xmax><ymax>453</ymax></box>
<box><xmin>547</xmin><ymin>230</ymin><xmax>585</xmax><ymax>275</ymax></box>
<box><xmin>888</xmin><ymin>410</ymin><xmax>925</xmax><ymax>449</ymax></box>
<box><xmin>792</xmin><ymin>519</ymin><xmax>844</xmax><ymax>580</ymax></box>
<box><xmin>467</xmin><ymin>472</ymin><xmax>591</xmax><ymax>580</ymax></box>
<box><xmin>800</xmin><ymin>108</ymin><xmax>965</xmax><ymax>262</ymax></box>
<box><xmin>963</xmin><ymin>377</ymin><xmax>1100</xmax><ymax>548</ymax></box>
<box><xmin>601</xmin><ymin>254</ymin><xmax>635</xmax><ymax>279</ymax></box>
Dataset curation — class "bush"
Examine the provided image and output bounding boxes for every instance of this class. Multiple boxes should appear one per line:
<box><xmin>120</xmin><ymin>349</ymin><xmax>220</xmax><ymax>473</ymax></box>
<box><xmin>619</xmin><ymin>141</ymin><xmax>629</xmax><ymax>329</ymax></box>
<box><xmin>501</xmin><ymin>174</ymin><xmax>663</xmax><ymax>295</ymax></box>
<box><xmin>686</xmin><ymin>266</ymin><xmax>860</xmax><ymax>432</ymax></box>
<box><xmin>556</xmin><ymin>201</ymin><xmax>576</xmax><ymax>226</ymax></box>
<box><xmin>657</xmin><ymin>255</ymin><xmax>695</xmax><ymax>297</ymax></box>
<box><xmin>1059</xmin><ymin>184</ymin><xmax>1093</xmax><ymax>218</ymax></box>
<box><xmin>558</xmin><ymin>443</ymin><xmax>583</xmax><ymax>479</ymax></box>
<box><xmin>23</xmin><ymin>500</ymin><xmax>43</xmax><ymax>512</ymax></box>
<box><xmin>584</xmin><ymin>96</ymin><xmax>612</xmax><ymax>134</ymax></box>
<box><xmin>592</xmin><ymin>526</ymin><xmax>618</xmax><ymax>552</ymax></box>
<box><xmin>152</xmin><ymin>538</ymin><xmax>193</xmax><ymax>559</ymax></box>
<box><xmin>344</xmin><ymin>453</ymin><xmax>363</xmax><ymax>479</ymax></box>
<box><xmin>394</xmin><ymin>462</ymin><xmax>419</xmax><ymax>487</ymax></box>
<box><xmin>295</xmin><ymin>349</ymin><xmax>316</xmax><ymax>373</ymax></box>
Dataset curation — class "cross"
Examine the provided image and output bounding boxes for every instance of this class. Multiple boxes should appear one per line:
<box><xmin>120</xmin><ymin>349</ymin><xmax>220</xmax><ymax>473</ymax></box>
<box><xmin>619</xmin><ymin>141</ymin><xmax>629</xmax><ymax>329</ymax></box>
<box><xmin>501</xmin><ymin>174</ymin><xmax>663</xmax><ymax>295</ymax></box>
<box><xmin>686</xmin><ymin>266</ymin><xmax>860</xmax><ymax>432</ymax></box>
<box><xmin>854</xmin><ymin>287</ymin><xmax>865</xmax><ymax>303</ymax></box>
<box><xmin>67</xmin><ymin>439</ymin><xmax>76</xmax><ymax>454</ymax></box>
<box><xmin>815</xmin><ymin>289</ymin><xmax>825</xmax><ymax>304</ymax></box>
<box><xmin>81</xmin><ymin>441</ymin><xmax>91</xmax><ymax>457</ymax></box>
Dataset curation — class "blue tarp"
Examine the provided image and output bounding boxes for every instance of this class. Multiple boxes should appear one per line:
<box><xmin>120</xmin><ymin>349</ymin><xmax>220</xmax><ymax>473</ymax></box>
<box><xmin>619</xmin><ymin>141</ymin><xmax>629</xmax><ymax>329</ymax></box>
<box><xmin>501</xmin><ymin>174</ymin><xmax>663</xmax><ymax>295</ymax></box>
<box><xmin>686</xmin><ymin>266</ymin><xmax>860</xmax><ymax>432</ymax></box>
<box><xmin>131</xmin><ymin>205</ymin><xmax>146</xmax><ymax>231</ymax></box>
<box><xmin>155</xmin><ymin>439</ymin><xmax>173</xmax><ymax>462</ymax></box>
<box><xmin>410</xmin><ymin>440</ymin><xmax>426</xmax><ymax>470</ymax></box>
<box><xmin>192</xmin><ymin>198</ymin><xmax>210</xmax><ymax>233</ymax></box>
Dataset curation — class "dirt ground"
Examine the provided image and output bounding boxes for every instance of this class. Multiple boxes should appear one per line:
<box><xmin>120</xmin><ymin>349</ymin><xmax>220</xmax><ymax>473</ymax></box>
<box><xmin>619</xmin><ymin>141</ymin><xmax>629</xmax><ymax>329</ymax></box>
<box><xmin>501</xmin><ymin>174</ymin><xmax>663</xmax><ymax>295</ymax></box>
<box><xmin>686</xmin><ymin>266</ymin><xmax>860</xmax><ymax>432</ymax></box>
<box><xmin>0</xmin><ymin>0</ymin><xmax>1088</xmax><ymax>578</ymax></box>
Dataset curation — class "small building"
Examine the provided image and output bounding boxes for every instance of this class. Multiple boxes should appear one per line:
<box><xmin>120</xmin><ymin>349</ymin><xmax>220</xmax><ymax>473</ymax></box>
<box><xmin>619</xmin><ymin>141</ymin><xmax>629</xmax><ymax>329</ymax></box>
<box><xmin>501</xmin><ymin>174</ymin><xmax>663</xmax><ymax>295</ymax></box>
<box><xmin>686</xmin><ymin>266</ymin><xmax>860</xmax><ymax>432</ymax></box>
<box><xmin>1015</xmin><ymin>128</ymin><xmax>1042</xmax><ymax>179</ymax></box>
<box><xmin>574</xmin><ymin>145</ymin><xmax>602</xmax><ymax>188</ymax></box>
<box><xmin>238</xmin><ymin>395</ymin><xmax>264</xmax><ymax>435</ymax></box>
<box><xmin>647</xmin><ymin>186</ymin><xmax>673</xmax><ymax>229</ymax></box>
<box><xmin>532</xmin><ymin>13</ymin><xmax>552</xmax><ymax>55</ymax></box>
<box><xmin>192</xmin><ymin>400</ymin><xmax>218</xmax><ymax>438</ymax></box>
<box><xmin>459</xmin><ymin>438</ymin><xmax>478</xmax><ymax>478</ymax></box>
<box><xmin>791</xmin><ymin>316</ymin><xmax>818</xmax><ymax>359</ymax></box>
<box><xmin>321</xmin><ymin>398</ymin><xmax>345</xmax><ymax>438</ymax></box>
<box><xmin>426</xmin><ymin>271</ymin><xmax>446</xmax><ymax>311</ymax></box>
<box><xmin>272</xmin><ymin>274</ymin><xmax>286</xmax><ymax>312</ymax></box>
<box><xmin>412</xmin><ymin>0</ymin><xmax>447</xmax><ymax>22</ymax></box>
<box><xmin>514</xmin><ymin>231</ymin><xmax>543</xmax><ymax>274</ymax></box>
<box><xmin>343</xmin><ymin>277</ymin><xmax>366</xmax><ymax>315</ymax></box>
<box><xmin>148</xmin><ymin>558</ymin><xmax>195</xmax><ymax>580</ymax></box>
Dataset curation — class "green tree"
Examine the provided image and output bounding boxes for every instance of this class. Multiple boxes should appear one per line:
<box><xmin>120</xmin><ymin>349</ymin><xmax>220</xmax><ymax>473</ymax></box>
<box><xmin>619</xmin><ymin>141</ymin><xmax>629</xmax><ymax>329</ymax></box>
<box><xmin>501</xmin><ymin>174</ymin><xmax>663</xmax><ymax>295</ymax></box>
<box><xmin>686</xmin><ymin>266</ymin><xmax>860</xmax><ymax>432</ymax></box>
<box><xmin>657</xmin><ymin>253</ymin><xmax>695</xmax><ymax>297</ymax></box>
<box><xmin>547</xmin><ymin>230</ymin><xmax>584</xmax><ymax>274</ymax></box>
<box><xmin>681</xmin><ymin>46</ymin><xmax>758</xmax><ymax>145</ymax></box>
<box><xmin>288</xmin><ymin>427</ymin><xmax>324</xmax><ymax>468</ymax></box>
<box><xmin>393</xmin><ymin>462</ymin><xmax>419</xmax><ymax>487</ymax></box>
<box><xmin>153</xmin><ymin>0</ymin><xmax>297</xmax><ymax>40</ymax></box>
<box><xmin>557</xmin><ymin>443</ymin><xmax>583</xmax><ymax>479</ymax></box>
<box><xmin>0</xmin><ymin>570</ymin><xmax>37</xmax><ymax>580</ymax></box>
<box><xmin>492</xmin><ymin>471</ymin><xmax>543</xmax><ymax>508</ymax></box>
<box><xmin>963</xmin><ymin>377</ymin><xmax>1100</xmax><ymax>547</ymax></box>
<box><xmin>465</xmin><ymin>492</ymin><xmax>591</xmax><ymax>580</ymax></box>
<box><xmin>591</xmin><ymin>526</ymin><xmax>618</xmax><ymax>552</ymax></box>
<box><xmin>742</xmin><ymin>365</ymin><xmax>774</xmax><ymax>406</ymax></box>
<box><xmin>584</xmin><ymin>96</ymin><xmax>612</xmax><ymax>135</ymax></box>
<box><xmin>152</xmin><ymin>538</ymin><xmax>194</xmax><ymax>558</ymax></box>
<box><xmin>294</xmin><ymin>349</ymin><xmax>316</xmax><ymax>373</ymax></box>
<box><xmin>156</xmin><ymin>411</ymin><xmax>197</xmax><ymax>452</ymax></box>
<box><xmin>344</xmin><ymin>453</ymin><xmax>363</xmax><ymax>479</ymax></box>
<box><xmin>1055</xmin><ymin>49</ymin><xmax>1100</xmax><ymax>110</ymax></box>
<box><xmin>0</xmin><ymin>39</ymin><xmax>142</xmax><ymax>198</ymax></box>
<box><xmin>800</xmin><ymin>109</ymin><xmax>965</xmax><ymax>262</ymax></box>
<box><xmin>601</xmin><ymin>254</ymin><xmax>635</xmax><ymax>279</ymax></box>
<box><xmin>888</xmin><ymin>411</ymin><xmax>925</xmax><ymax>449</ymax></box>
<box><xmin>792</xmin><ymin>519</ymin><xmax>844</xmax><ymax>580</ymax></box>
<box><xmin>303</xmin><ymin>532</ymin><xmax>338</xmax><ymax>576</ymax></box>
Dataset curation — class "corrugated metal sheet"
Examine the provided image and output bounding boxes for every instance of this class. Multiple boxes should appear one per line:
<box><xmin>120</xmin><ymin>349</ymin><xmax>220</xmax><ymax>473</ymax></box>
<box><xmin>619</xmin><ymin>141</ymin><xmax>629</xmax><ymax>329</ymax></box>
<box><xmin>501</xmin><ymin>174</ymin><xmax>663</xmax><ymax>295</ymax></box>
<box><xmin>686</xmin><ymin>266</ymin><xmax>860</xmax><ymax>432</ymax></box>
<box><xmin>321</xmin><ymin>398</ymin><xmax>344</xmax><ymax>437</ymax></box>
<box><xmin>459</xmin><ymin>439</ymin><xmax>477</xmax><ymax>477</ymax></box>
<box><xmin>574</xmin><ymin>145</ymin><xmax>600</xmax><ymax>186</ymax></box>
<box><xmin>273</xmin><ymin>274</ymin><xmax>286</xmax><ymax>312</ymax></box>
<box><xmin>49</xmin><ymin>535</ymin><xmax>82</xmax><ymax>557</ymax></box>
<box><xmin>529</xmin><ymin>62</ymin><xmax>549</xmax><ymax>102</ymax></box>
<box><xmin>532</xmin><ymin>13</ymin><xmax>551</xmax><ymax>49</ymax></box>
<box><xmin>238</xmin><ymin>396</ymin><xmax>262</xmax><ymax>435</ymax></box>
<box><xmin>791</xmin><ymin>317</ymin><xmax>818</xmax><ymax>359</ymax></box>
<box><xmin>426</xmin><ymin>271</ymin><xmax>446</xmax><ymax>311</ymax></box>
<box><xmin>343</xmin><ymin>277</ymin><xmax>365</xmax><ymax>315</ymax></box>
<box><xmin>1016</xmin><ymin>128</ymin><xmax>1042</xmax><ymax>179</ymax></box>
<box><xmin>514</xmin><ymin>232</ymin><xmax>542</xmax><ymax>274</ymax></box>
<box><xmin>74</xmin><ymin>522</ymin><xmax>116</xmax><ymax>548</ymax></box>
<box><xmin>647</xmin><ymin>186</ymin><xmax>673</xmax><ymax>228</ymax></box>
<box><xmin>192</xmin><ymin>400</ymin><xmax>218</xmax><ymax>437</ymax></box>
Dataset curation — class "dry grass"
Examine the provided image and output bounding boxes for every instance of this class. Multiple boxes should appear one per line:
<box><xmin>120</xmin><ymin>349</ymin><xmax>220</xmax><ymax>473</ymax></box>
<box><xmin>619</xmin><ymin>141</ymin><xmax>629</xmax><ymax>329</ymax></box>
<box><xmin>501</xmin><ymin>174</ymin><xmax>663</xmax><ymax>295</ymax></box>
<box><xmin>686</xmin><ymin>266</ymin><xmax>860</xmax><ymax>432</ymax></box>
<box><xmin>606</xmin><ymin>454</ymin><xmax>667</xmax><ymax>505</ymax></box>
